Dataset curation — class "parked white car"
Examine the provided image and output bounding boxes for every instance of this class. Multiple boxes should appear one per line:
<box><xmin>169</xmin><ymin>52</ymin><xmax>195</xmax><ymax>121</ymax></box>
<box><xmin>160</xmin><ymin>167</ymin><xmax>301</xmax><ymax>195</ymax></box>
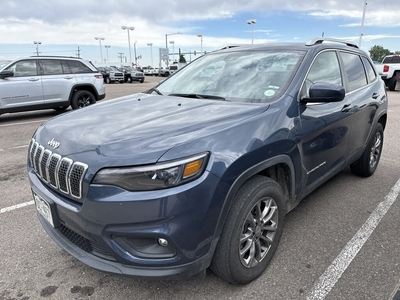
<box><xmin>0</xmin><ymin>56</ymin><xmax>105</xmax><ymax>115</ymax></box>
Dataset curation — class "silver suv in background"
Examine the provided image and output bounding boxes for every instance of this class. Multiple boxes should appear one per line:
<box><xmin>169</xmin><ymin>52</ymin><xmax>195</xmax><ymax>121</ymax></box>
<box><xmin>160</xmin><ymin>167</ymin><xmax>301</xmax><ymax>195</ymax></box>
<box><xmin>0</xmin><ymin>56</ymin><xmax>105</xmax><ymax>116</ymax></box>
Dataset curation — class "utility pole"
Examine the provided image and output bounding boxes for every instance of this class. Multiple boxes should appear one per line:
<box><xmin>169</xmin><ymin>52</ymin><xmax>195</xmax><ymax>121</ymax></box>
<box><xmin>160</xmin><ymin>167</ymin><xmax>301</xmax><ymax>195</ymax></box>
<box><xmin>118</xmin><ymin>53</ymin><xmax>124</xmax><ymax>63</ymax></box>
<box><xmin>359</xmin><ymin>0</ymin><xmax>367</xmax><ymax>47</ymax></box>
<box><xmin>76</xmin><ymin>46</ymin><xmax>81</xmax><ymax>58</ymax></box>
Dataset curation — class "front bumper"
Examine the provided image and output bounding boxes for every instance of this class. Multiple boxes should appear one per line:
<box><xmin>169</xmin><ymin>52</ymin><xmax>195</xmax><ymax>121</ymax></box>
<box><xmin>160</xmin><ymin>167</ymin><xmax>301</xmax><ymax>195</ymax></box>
<box><xmin>28</xmin><ymin>167</ymin><xmax>228</xmax><ymax>279</ymax></box>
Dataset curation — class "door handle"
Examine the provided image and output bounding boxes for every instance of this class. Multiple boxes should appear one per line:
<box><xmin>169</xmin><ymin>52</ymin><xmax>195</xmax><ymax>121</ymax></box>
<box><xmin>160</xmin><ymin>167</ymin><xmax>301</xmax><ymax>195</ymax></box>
<box><xmin>28</xmin><ymin>78</ymin><xmax>39</xmax><ymax>82</ymax></box>
<box><xmin>341</xmin><ymin>104</ymin><xmax>351</xmax><ymax>113</ymax></box>
<box><xmin>372</xmin><ymin>93</ymin><xmax>379</xmax><ymax>99</ymax></box>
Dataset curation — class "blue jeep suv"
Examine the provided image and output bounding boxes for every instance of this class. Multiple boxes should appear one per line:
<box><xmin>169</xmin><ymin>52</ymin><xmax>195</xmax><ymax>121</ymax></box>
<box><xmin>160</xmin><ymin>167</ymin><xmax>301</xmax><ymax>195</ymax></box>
<box><xmin>27</xmin><ymin>38</ymin><xmax>387</xmax><ymax>284</ymax></box>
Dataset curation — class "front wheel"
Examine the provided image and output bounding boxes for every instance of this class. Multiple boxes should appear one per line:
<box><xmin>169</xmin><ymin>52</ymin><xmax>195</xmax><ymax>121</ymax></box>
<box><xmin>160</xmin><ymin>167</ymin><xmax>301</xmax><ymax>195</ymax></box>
<box><xmin>71</xmin><ymin>90</ymin><xmax>95</xmax><ymax>110</ymax></box>
<box><xmin>140</xmin><ymin>79</ymin><xmax>144</xmax><ymax>83</ymax></box>
<box><xmin>350</xmin><ymin>123</ymin><xmax>384</xmax><ymax>177</ymax></box>
<box><xmin>127</xmin><ymin>77</ymin><xmax>132</xmax><ymax>83</ymax></box>
<box><xmin>211</xmin><ymin>176</ymin><xmax>286</xmax><ymax>284</ymax></box>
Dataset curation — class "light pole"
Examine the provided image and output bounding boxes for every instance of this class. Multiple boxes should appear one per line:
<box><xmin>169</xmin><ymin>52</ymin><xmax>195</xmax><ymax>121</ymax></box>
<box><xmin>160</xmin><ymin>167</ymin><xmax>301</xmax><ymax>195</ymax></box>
<box><xmin>33</xmin><ymin>41</ymin><xmax>41</xmax><ymax>56</ymax></box>
<box><xmin>94</xmin><ymin>37</ymin><xmax>105</xmax><ymax>62</ymax></box>
<box><xmin>147</xmin><ymin>43</ymin><xmax>153</xmax><ymax>67</ymax></box>
<box><xmin>121</xmin><ymin>26</ymin><xmax>135</xmax><ymax>65</ymax></box>
<box><xmin>169</xmin><ymin>41</ymin><xmax>175</xmax><ymax>63</ymax></box>
<box><xmin>246</xmin><ymin>19</ymin><xmax>257</xmax><ymax>44</ymax></box>
<box><xmin>359</xmin><ymin>0</ymin><xmax>367</xmax><ymax>47</ymax></box>
<box><xmin>165</xmin><ymin>32</ymin><xmax>181</xmax><ymax>66</ymax></box>
<box><xmin>197</xmin><ymin>34</ymin><xmax>203</xmax><ymax>55</ymax></box>
<box><xmin>134</xmin><ymin>41</ymin><xmax>137</xmax><ymax>66</ymax></box>
<box><xmin>104</xmin><ymin>45</ymin><xmax>110</xmax><ymax>63</ymax></box>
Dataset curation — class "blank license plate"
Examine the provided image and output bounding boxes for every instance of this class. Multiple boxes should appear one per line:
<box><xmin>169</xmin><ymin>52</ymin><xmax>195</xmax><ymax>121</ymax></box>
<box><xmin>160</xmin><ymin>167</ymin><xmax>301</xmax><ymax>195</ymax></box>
<box><xmin>33</xmin><ymin>192</ymin><xmax>54</xmax><ymax>227</ymax></box>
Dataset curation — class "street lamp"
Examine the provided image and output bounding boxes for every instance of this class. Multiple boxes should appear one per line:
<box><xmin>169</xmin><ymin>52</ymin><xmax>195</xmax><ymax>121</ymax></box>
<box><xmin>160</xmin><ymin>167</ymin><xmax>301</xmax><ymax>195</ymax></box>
<box><xmin>165</xmin><ymin>32</ymin><xmax>181</xmax><ymax>66</ymax></box>
<box><xmin>121</xmin><ymin>26</ymin><xmax>135</xmax><ymax>65</ymax></box>
<box><xmin>197</xmin><ymin>34</ymin><xmax>203</xmax><ymax>55</ymax></box>
<box><xmin>246</xmin><ymin>19</ymin><xmax>257</xmax><ymax>44</ymax></box>
<box><xmin>94</xmin><ymin>37</ymin><xmax>105</xmax><ymax>62</ymax></box>
<box><xmin>147</xmin><ymin>43</ymin><xmax>153</xmax><ymax>67</ymax></box>
<box><xmin>33</xmin><ymin>41</ymin><xmax>41</xmax><ymax>56</ymax></box>
<box><xmin>104</xmin><ymin>45</ymin><xmax>110</xmax><ymax>63</ymax></box>
<box><xmin>169</xmin><ymin>41</ymin><xmax>175</xmax><ymax>62</ymax></box>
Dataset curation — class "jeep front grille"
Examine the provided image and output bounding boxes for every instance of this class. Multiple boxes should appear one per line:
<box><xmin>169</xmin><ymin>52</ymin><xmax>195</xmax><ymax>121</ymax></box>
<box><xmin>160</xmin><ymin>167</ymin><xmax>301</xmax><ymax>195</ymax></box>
<box><xmin>28</xmin><ymin>138</ymin><xmax>88</xmax><ymax>200</ymax></box>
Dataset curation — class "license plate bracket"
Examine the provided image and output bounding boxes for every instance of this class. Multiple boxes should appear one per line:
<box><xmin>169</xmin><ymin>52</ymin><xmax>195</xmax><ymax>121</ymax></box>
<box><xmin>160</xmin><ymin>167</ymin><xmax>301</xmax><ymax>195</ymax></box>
<box><xmin>33</xmin><ymin>192</ymin><xmax>55</xmax><ymax>227</ymax></box>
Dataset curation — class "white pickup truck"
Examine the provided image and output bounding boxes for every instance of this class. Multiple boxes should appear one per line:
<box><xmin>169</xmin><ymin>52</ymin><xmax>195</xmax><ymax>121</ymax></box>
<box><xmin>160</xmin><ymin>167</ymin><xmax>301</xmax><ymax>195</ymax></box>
<box><xmin>376</xmin><ymin>55</ymin><xmax>400</xmax><ymax>91</ymax></box>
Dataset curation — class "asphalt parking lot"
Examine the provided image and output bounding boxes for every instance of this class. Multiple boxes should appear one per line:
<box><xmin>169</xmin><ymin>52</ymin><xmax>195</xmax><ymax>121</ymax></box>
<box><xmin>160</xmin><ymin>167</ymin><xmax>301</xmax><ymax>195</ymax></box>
<box><xmin>1</xmin><ymin>77</ymin><xmax>399</xmax><ymax>300</ymax></box>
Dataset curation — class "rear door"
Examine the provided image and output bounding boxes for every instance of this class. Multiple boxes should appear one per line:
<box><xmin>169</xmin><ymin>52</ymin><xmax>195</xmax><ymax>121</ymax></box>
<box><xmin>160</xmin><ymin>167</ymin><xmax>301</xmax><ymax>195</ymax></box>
<box><xmin>0</xmin><ymin>59</ymin><xmax>43</xmax><ymax>110</ymax></box>
<box><xmin>340</xmin><ymin>52</ymin><xmax>384</xmax><ymax>156</ymax></box>
<box><xmin>40</xmin><ymin>59</ymin><xmax>75</xmax><ymax>105</ymax></box>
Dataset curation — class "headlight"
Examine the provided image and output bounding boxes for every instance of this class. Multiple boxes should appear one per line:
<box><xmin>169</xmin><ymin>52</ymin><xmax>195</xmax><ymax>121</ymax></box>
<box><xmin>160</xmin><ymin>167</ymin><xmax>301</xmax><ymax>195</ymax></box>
<box><xmin>92</xmin><ymin>152</ymin><xmax>209</xmax><ymax>191</ymax></box>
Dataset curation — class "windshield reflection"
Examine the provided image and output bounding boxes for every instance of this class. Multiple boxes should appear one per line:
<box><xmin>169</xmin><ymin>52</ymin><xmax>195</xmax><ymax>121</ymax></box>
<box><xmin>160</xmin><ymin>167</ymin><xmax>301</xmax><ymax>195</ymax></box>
<box><xmin>157</xmin><ymin>50</ymin><xmax>305</xmax><ymax>103</ymax></box>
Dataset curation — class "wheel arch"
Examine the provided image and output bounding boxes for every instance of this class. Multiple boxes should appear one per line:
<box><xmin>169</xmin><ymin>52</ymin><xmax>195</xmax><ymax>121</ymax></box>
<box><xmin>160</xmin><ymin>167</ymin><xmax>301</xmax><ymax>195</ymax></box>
<box><xmin>225</xmin><ymin>155</ymin><xmax>295</xmax><ymax>213</ymax></box>
<box><xmin>68</xmin><ymin>84</ymin><xmax>99</xmax><ymax>103</ymax></box>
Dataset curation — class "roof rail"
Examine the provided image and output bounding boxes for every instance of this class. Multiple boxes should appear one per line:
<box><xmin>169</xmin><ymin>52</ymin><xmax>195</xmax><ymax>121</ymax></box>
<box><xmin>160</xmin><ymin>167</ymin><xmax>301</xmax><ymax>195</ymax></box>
<box><xmin>29</xmin><ymin>55</ymin><xmax>82</xmax><ymax>59</ymax></box>
<box><xmin>215</xmin><ymin>44</ymin><xmax>249</xmax><ymax>51</ymax></box>
<box><xmin>306</xmin><ymin>37</ymin><xmax>358</xmax><ymax>49</ymax></box>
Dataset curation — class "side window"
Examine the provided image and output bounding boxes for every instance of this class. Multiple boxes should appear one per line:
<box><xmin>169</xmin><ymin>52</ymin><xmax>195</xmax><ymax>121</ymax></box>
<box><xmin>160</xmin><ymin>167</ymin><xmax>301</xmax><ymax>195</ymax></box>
<box><xmin>361</xmin><ymin>57</ymin><xmax>377</xmax><ymax>83</ymax></box>
<box><xmin>5</xmin><ymin>60</ymin><xmax>38</xmax><ymax>77</ymax></box>
<box><xmin>67</xmin><ymin>61</ymin><xmax>92</xmax><ymax>74</ymax></box>
<box><xmin>61</xmin><ymin>60</ymin><xmax>72</xmax><ymax>74</ymax></box>
<box><xmin>340</xmin><ymin>52</ymin><xmax>367</xmax><ymax>92</ymax></box>
<box><xmin>303</xmin><ymin>51</ymin><xmax>342</xmax><ymax>97</ymax></box>
<box><xmin>40</xmin><ymin>60</ymin><xmax>63</xmax><ymax>75</ymax></box>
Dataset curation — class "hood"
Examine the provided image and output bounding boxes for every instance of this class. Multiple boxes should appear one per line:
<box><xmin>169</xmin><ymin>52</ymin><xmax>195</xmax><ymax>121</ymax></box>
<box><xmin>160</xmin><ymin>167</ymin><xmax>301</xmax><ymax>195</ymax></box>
<box><xmin>35</xmin><ymin>93</ymin><xmax>268</xmax><ymax>166</ymax></box>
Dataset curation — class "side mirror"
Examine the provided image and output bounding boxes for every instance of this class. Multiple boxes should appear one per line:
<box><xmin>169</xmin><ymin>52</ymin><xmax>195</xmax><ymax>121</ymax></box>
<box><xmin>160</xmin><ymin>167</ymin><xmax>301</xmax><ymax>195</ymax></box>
<box><xmin>301</xmin><ymin>83</ymin><xmax>345</xmax><ymax>103</ymax></box>
<box><xmin>0</xmin><ymin>70</ymin><xmax>14</xmax><ymax>79</ymax></box>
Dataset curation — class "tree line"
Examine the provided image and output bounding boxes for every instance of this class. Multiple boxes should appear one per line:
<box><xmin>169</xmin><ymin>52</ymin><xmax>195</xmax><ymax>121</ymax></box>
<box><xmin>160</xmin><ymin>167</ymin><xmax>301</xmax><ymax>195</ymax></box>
<box><xmin>369</xmin><ymin>45</ymin><xmax>400</xmax><ymax>62</ymax></box>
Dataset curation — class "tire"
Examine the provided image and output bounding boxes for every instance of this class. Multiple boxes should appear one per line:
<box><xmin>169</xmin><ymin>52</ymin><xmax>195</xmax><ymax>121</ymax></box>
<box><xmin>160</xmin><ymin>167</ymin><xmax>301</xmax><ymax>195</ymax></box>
<box><xmin>211</xmin><ymin>175</ymin><xmax>286</xmax><ymax>284</ymax></box>
<box><xmin>388</xmin><ymin>75</ymin><xmax>397</xmax><ymax>91</ymax></box>
<box><xmin>165</xmin><ymin>72</ymin><xmax>170</xmax><ymax>77</ymax></box>
<box><xmin>71</xmin><ymin>90</ymin><xmax>96</xmax><ymax>110</ymax></box>
<box><xmin>105</xmin><ymin>77</ymin><xmax>111</xmax><ymax>84</ymax></box>
<box><xmin>127</xmin><ymin>77</ymin><xmax>132</xmax><ymax>83</ymax></box>
<box><xmin>119</xmin><ymin>80</ymin><xmax>124</xmax><ymax>84</ymax></box>
<box><xmin>140</xmin><ymin>79</ymin><xmax>144</xmax><ymax>83</ymax></box>
<box><xmin>53</xmin><ymin>105</ymin><xmax>69</xmax><ymax>112</ymax></box>
<box><xmin>350</xmin><ymin>123</ymin><xmax>384</xmax><ymax>177</ymax></box>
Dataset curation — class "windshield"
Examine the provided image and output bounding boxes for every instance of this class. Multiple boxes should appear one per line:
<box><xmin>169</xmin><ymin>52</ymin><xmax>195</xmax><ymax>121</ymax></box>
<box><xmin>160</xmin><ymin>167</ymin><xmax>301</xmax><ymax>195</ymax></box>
<box><xmin>156</xmin><ymin>49</ymin><xmax>305</xmax><ymax>103</ymax></box>
<box><xmin>0</xmin><ymin>60</ymin><xmax>12</xmax><ymax>70</ymax></box>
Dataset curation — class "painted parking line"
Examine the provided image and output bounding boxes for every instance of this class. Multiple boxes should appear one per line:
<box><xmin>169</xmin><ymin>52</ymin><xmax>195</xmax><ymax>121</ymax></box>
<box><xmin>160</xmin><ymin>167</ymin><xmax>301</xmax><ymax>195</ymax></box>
<box><xmin>0</xmin><ymin>145</ymin><xmax>30</xmax><ymax>152</ymax></box>
<box><xmin>307</xmin><ymin>178</ymin><xmax>400</xmax><ymax>300</ymax></box>
<box><xmin>0</xmin><ymin>201</ymin><xmax>35</xmax><ymax>214</ymax></box>
<box><xmin>0</xmin><ymin>120</ymin><xmax>45</xmax><ymax>127</ymax></box>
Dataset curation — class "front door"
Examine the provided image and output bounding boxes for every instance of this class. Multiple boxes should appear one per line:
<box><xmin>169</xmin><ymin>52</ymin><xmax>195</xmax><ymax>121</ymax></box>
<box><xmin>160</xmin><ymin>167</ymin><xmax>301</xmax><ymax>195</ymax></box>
<box><xmin>0</xmin><ymin>59</ymin><xmax>43</xmax><ymax>110</ymax></box>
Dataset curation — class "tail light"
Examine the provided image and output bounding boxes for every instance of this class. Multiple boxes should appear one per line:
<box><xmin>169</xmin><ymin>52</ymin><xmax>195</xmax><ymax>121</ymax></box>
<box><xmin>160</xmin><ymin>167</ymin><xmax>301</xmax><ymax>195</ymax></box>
<box><xmin>95</xmin><ymin>74</ymin><xmax>103</xmax><ymax>79</ymax></box>
<box><xmin>383</xmin><ymin>65</ymin><xmax>389</xmax><ymax>73</ymax></box>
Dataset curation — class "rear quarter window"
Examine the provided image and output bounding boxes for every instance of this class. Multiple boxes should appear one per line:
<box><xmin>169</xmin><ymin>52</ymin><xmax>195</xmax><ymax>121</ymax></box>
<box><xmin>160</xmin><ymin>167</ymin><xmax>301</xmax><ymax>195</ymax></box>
<box><xmin>67</xmin><ymin>61</ymin><xmax>93</xmax><ymax>74</ymax></box>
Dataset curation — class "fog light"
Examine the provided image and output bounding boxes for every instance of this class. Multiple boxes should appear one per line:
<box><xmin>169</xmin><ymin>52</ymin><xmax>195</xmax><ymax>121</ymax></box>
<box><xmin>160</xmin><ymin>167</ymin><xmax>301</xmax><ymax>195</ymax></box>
<box><xmin>158</xmin><ymin>238</ymin><xmax>168</xmax><ymax>247</ymax></box>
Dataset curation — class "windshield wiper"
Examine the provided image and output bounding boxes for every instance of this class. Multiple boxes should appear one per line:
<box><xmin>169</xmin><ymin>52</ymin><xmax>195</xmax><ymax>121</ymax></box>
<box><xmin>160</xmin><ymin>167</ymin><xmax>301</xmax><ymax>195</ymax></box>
<box><xmin>168</xmin><ymin>93</ymin><xmax>227</xmax><ymax>101</ymax></box>
<box><xmin>147</xmin><ymin>87</ymin><xmax>163</xmax><ymax>95</ymax></box>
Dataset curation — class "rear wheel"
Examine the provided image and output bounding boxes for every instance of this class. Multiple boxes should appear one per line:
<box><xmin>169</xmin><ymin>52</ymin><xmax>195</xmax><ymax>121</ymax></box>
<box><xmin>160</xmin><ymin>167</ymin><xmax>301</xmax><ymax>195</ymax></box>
<box><xmin>71</xmin><ymin>90</ymin><xmax>95</xmax><ymax>110</ymax></box>
<box><xmin>127</xmin><ymin>77</ymin><xmax>132</xmax><ymax>83</ymax></box>
<box><xmin>388</xmin><ymin>75</ymin><xmax>397</xmax><ymax>91</ymax></box>
<box><xmin>351</xmin><ymin>123</ymin><xmax>384</xmax><ymax>177</ymax></box>
<box><xmin>211</xmin><ymin>175</ymin><xmax>285</xmax><ymax>284</ymax></box>
<box><xmin>105</xmin><ymin>77</ymin><xmax>111</xmax><ymax>84</ymax></box>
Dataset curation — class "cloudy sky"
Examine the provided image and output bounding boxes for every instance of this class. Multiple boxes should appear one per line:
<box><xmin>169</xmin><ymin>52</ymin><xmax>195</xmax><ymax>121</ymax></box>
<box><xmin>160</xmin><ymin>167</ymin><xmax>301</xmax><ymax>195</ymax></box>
<box><xmin>1</xmin><ymin>0</ymin><xmax>400</xmax><ymax>67</ymax></box>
